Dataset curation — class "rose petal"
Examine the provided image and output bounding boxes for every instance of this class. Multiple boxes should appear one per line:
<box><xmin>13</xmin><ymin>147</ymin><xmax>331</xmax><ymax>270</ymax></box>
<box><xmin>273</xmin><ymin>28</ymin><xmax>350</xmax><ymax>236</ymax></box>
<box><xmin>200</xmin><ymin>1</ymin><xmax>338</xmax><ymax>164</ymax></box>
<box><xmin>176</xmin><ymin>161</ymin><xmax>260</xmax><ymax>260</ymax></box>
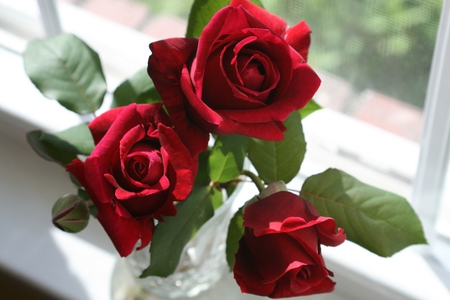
<box><xmin>285</xmin><ymin>21</ymin><xmax>311</xmax><ymax>62</ymax></box>
<box><xmin>193</xmin><ymin>6</ymin><xmax>249</xmax><ymax>94</ymax></box>
<box><xmin>126</xmin><ymin>148</ymin><xmax>163</xmax><ymax>185</ymax></box>
<box><xmin>148</xmin><ymin>38</ymin><xmax>210</xmax><ymax>157</ymax></box>
<box><xmin>244</xmin><ymin>192</ymin><xmax>319</xmax><ymax>236</ymax></box>
<box><xmin>234</xmin><ymin>237</ymin><xmax>276</xmax><ymax>297</ymax></box>
<box><xmin>88</xmin><ymin>106</ymin><xmax>125</xmax><ymax>144</ymax></box>
<box><xmin>218</xmin><ymin>62</ymin><xmax>320</xmax><ymax>124</ymax></box>
<box><xmin>103</xmin><ymin>173</ymin><xmax>170</xmax><ymax>200</ymax></box>
<box><xmin>269</xmin><ymin>275</ymin><xmax>336</xmax><ymax>298</ymax></box>
<box><xmin>314</xmin><ymin>216</ymin><xmax>347</xmax><ymax>246</ymax></box>
<box><xmin>230</xmin><ymin>0</ymin><xmax>287</xmax><ymax>36</ymax></box>
<box><xmin>66</xmin><ymin>159</ymin><xmax>152</xmax><ymax>256</ymax></box>
<box><xmin>119</xmin><ymin>125</ymin><xmax>147</xmax><ymax>184</ymax></box>
<box><xmin>242</xmin><ymin>229</ymin><xmax>321</xmax><ymax>283</ymax></box>
<box><xmin>158</xmin><ymin>124</ymin><xmax>195</xmax><ymax>201</ymax></box>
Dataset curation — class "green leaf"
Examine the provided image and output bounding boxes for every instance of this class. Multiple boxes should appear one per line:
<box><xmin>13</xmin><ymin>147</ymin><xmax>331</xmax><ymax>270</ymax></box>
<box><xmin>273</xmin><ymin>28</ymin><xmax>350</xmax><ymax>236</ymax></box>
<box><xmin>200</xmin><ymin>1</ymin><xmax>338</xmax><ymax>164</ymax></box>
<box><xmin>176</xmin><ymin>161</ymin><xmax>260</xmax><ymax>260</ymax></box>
<box><xmin>248</xmin><ymin>111</ymin><xmax>306</xmax><ymax>184</ymax></box>
<box><xmin>141</xmin><ymin>186</ymin><xmax>222</xmax><ymax>277</ymax></box>
<box><xmin>299</xmin><ymin>99</ymin><xmax>322</xmax><ymax>119</ymax></box>
<box><xmin>194</xmin><ymin>149</ymin><xmax>212</xmax><ymax>186</ymax></box>
<box><xmin>26</xmin><ymin>124</ymin><xmax>93</xmax><ymax>167</ymax></box>
<box><xmin>40</xmin><ymin>123</ymin><xmax>94</xmax><ymax>156</ymax></box>
<box><xmin>112</xmin><ymin>67</ymin><xmax>162</xmax><ymax>107</ymax></box>
<box><xmin>208</xmin><ymin>135</ymin><xmax>248</xmax><ymax>183</ymax></box>
<box><xmin>226</xmin><ymin>205</ymin><xmax>245</xmax><ymax>271</ymax></box>
<box><xmin>300</xmin><ymin>168</ymin><xmax>427</xmax><ymax>257</ymax></box>
<box><xmin>250</xmin><ymin>0</ymin><xmax>263</xmax><ymax>6</ymax></box>
<box><xmin>186</xmin><ymin>0</ymin><xmax>263</xmax><ymax>38</ymax></box>
<box><xmin>23</xmin><ymin>33</ymin><xmax>106</xmax><ymax>114</ymax></box>
<box><xmin>186</xmin><ymin>0</ymin><xmax>230</xmax><ymax>38</ymax></box>
<box><xmin>77</xmin><ymin>188</ymin><xmax>90</xmax><ymax>201</ymax></box>
<box><xmin>26</xmin><ymin>130</ymin><xmax>77</xmax><ymax>167</ymax></box>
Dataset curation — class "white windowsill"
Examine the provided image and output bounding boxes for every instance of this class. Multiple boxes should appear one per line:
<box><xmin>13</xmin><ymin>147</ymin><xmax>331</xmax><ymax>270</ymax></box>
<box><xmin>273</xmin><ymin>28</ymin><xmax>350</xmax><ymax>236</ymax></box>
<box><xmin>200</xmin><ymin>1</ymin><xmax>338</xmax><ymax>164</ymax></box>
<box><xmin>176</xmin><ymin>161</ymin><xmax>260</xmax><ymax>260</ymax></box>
<box><xmin>1</xmin><ymin>2</ymin><xmax>449</xmax><ymax>299</ymax></box>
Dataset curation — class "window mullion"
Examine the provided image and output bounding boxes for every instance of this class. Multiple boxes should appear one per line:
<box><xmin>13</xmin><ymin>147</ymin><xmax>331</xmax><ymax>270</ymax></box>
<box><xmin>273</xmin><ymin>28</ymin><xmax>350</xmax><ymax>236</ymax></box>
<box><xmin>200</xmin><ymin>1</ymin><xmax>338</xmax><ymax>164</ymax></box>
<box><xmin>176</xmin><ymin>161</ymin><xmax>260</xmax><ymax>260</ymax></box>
<box><xmin>37</xmin><ymin>0</ymin><xmax>62</xmax><ymax>37</ymax></box>
<box><xmin>412</xmin><ymin>0</ymin><xmax>450</xmax><ymax>249</ymax></box>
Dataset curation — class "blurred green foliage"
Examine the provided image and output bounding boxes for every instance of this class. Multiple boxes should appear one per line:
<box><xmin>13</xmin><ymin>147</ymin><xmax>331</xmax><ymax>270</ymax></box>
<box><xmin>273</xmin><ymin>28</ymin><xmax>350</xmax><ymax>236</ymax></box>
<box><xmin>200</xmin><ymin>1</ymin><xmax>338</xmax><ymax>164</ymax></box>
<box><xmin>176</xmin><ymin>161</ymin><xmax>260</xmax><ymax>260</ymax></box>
<box><xmin>263</xmin><ymin>0</ymin><xmax>443</xmax><ymax>108</ymax></box>
<box><xmin>136</xmin><ymin>0</ymin><xmax>194</xmax><ymax>19</ymax></box>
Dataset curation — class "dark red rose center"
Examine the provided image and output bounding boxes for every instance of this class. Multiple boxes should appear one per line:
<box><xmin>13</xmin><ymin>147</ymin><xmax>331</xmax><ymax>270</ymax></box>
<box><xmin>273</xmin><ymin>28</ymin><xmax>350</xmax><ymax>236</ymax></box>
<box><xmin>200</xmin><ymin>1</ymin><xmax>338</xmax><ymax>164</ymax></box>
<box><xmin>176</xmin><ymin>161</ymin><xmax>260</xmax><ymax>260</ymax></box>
<box><xmin>297</xmin><ymin>266</ymin><xmax>312</xmax><ymax>280</ymax></box>
<box><xmin>238</xmin><ymin>58</ymin><xmax>266</xmax><ymax>91</ymax></box>
<box><xmin>126</xmin><ymin>143</ymin><xmax>163</xmax><ymax>186</ymax></box>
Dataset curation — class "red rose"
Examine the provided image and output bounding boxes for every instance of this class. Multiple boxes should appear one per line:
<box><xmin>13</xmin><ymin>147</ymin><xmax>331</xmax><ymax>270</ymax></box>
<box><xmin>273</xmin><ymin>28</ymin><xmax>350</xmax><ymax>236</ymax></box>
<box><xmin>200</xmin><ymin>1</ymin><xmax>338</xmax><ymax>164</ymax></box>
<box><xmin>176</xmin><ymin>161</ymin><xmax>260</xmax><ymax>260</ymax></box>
<box><xmin>234</xmin><ymin>191</ymin><xmax>346</xmax><ymax>298</ymax></box>
<box><xmin>67</xmin><ymin>103</ymin><xmax>198</xmax><ymax>257</ymax></box>
<box><xmin>148</xmin><ymin>1</ymin><xmax>320</xmax><ymax>141</ymax></box>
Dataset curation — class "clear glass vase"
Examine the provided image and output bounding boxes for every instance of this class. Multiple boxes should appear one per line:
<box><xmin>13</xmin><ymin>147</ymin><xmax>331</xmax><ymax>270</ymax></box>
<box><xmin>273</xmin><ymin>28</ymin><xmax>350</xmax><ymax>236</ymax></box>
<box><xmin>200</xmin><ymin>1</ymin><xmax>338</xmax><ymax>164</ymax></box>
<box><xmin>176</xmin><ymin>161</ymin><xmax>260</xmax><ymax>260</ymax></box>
<box><xmin>111</xmin><ymin>187</ymin><xmax>240</xmax><ymax>299</ymax></box>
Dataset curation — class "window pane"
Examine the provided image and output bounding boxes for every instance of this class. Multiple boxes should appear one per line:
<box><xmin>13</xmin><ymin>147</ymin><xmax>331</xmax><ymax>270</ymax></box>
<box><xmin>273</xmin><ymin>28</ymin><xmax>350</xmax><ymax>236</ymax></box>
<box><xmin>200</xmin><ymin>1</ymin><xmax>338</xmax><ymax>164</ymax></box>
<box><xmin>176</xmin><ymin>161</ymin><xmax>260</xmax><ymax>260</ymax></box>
<box><xmin>57</xmin><ymin>0</ymin><xmax>194</xmax><ymax>39</ymax></box>
<box><xmin>58</xmin><ymin>0</ymin><xmax>442</xmax><ymax>140</ymax></box>
<box><xmin>263</xmin><ymin>0</ymin><xmax>442</xmax><ymax>143</ymax></box>
<box><xmin>0</xmin><ymin>0</ymin><xmax>44</xmax><ymax>50</ymax></box>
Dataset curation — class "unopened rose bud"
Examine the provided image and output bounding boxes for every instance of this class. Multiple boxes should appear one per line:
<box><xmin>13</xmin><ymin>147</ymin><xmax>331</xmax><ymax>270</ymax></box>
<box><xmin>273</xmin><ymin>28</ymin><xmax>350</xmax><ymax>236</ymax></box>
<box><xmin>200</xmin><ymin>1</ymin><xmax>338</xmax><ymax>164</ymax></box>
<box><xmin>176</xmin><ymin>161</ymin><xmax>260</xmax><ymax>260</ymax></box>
<box><xmin>51</xmin><ymin>194</ymin><xmax>89</xmax><ymax>233</ymax></box>
<box><xmin>260</xmin><ymin>180</ymin><xmax>288</xmax><ymax>199</ymax></box>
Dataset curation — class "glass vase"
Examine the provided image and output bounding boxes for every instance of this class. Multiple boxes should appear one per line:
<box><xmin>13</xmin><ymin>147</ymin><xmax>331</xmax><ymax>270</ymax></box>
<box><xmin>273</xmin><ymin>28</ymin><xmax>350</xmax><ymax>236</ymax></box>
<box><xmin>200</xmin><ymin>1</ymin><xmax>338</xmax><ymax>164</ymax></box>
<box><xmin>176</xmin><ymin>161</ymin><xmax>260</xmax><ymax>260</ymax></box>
<box><xmin>111</xmin><ymin>187</ymin><xmax>241</xmax><ymax>299</ymax></box>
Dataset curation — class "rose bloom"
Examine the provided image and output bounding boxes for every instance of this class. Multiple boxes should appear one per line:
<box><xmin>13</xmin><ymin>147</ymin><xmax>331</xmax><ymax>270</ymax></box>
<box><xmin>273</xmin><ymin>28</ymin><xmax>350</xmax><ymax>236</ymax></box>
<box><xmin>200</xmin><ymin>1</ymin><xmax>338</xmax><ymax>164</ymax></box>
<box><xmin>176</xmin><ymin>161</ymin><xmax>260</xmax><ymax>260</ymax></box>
<box><xmin>234</xmin><ymin>191</ymin><xmax>346</xmax><ymax>298</ymax></box>
<box><xmin>148</xmin><ymin>0</ymin><xmax>320</xmax><ymax>142</ymax></box>
<box><xmin>67</xmin><ymin>103</ymin><xmax>199</xmax><ymax>257</ymax></box>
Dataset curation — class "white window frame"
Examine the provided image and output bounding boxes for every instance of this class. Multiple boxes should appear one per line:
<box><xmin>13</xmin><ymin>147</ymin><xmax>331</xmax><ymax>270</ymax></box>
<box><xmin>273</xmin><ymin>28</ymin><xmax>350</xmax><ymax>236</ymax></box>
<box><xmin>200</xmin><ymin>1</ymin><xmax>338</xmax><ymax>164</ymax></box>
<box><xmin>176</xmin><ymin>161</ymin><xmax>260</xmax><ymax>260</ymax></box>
<box><xmin>411</xmin><ymin>0</ymin><xmax>450</xmax><ymax>272</ymax></box>
<box><xmin>37</xmin><ymin>0</ymin><xmax>62</xmax><ymax>37</ymax></box>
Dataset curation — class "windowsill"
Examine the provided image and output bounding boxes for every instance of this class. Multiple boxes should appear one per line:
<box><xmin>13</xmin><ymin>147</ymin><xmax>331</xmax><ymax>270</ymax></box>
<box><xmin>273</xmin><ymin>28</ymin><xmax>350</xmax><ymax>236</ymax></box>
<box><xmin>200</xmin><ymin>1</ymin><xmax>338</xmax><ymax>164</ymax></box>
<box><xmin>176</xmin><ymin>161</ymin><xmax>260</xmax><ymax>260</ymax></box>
<box><xmin>1</xmin><ymin>2</ymin><xmax>449</xmax><ymax>299</ymax></box>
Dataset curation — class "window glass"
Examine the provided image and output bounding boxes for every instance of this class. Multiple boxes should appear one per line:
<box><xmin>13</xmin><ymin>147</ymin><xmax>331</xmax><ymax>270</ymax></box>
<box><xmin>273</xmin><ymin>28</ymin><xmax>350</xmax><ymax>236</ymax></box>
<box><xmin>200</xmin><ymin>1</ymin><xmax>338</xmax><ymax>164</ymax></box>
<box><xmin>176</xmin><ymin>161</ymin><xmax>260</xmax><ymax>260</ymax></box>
<box><xmin>57</xmin><ymin>0</ymin><xmax>442</xmax><ymax>142</ymax></box>
<box><xmin>0</xmin><ymin>0</ymin><xmax>39</xmax><ymax>15</ymax></box>
<box><xmin>250</xmin><ymin>0</ymin><xmax>443</xmax><ymax>207</ymax></box>
<box><xmin>0</xmin><ymin>0</ymin><xmax>44</xmax><ymax>49</ymax></box>
<box><xmin>57</xmin><ymin>0</ymin><xmax>194</xmax><ymax>39</ymax></box>
<box><xmin>262</xmin><ymin>0</ymin><xmax>442</xmax><ymax>143</ymax></box>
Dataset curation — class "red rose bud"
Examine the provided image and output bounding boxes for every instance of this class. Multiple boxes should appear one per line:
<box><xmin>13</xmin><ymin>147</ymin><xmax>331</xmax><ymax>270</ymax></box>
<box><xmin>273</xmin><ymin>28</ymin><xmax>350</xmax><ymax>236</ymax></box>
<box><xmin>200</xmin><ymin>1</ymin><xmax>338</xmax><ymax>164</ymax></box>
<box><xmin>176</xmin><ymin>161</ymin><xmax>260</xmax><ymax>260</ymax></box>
<box><xmin>51</xmin><ymin>194</ymin><xmax>89</xmax><ymax>233</ymax></box>
<box><xmin>234</xmin><ymin>191</ymin><xmax>346</xmax><ymax>298</ymax></box>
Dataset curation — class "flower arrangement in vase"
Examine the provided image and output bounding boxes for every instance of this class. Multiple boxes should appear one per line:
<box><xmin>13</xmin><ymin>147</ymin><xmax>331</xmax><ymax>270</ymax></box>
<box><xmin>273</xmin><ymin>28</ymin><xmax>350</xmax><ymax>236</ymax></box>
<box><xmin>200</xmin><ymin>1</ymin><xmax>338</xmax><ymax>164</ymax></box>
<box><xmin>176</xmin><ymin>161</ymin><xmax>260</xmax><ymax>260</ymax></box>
<box><xmin>23</xmin><ymin>0</ymin><xmax>426</xmax><ymax>298</ymax></box>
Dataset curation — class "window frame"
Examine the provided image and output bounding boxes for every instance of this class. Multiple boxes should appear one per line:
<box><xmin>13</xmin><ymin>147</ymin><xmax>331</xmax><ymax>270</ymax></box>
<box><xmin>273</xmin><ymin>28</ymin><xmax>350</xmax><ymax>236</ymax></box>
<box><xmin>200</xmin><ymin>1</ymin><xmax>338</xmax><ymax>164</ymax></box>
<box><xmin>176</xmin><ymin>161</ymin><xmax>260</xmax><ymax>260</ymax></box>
<box><xmin>411</xmin><ymin>0</ymin><xmax>450</xmax><ymax>272</ymax></box>
<box><xmin>37</xmin><ymin>0</ymin><xmax>62</xmax><ymax>37</ymax></box>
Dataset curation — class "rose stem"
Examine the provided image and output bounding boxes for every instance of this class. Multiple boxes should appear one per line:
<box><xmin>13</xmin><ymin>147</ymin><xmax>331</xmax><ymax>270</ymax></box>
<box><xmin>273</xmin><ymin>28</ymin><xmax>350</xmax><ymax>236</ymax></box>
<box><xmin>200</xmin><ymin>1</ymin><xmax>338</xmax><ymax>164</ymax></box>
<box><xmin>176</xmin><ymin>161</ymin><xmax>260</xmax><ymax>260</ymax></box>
<box><xmin>241</xmin><ymin>170</ymin><xmax>265</xmax><ymax>193</ymax></box>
